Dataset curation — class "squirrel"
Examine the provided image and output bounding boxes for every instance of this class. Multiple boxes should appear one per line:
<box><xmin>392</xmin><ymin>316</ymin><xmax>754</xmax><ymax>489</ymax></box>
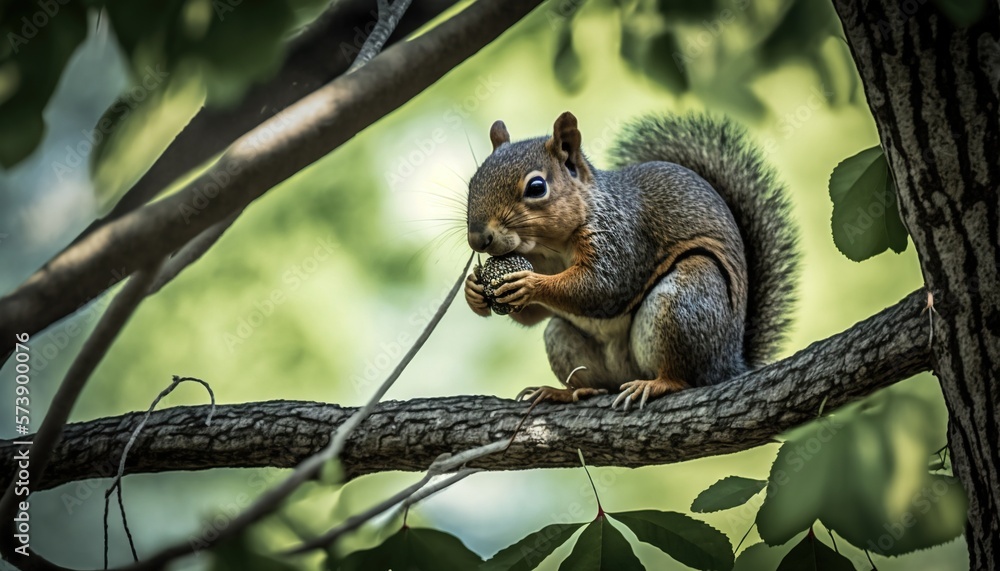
<box><xmin>464</xmin><ymin>112</ymin><xmax>798</xmax><ymax>410</ymax></box>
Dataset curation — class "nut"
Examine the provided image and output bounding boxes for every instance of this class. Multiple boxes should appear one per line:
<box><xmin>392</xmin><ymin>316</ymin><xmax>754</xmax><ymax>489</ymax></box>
<box><xmin>475</xmin><ymin>254</ymin><xmax>533</xmax><ymax>315</ymax></box>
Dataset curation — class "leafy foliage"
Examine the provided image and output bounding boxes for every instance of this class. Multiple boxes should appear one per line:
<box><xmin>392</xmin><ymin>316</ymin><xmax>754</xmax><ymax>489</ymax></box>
<box><xmin>758</xmin><ymin>0</ymin><xmax>841</xmax><ymax>69</ymax></box>
<box><xmin>329</xmin><ymin>526</ymin><xmax>482</xmax><ymax>571</ymax></box>
<box><xmin>484</xmin><ymin>510</ymin><xmax>733</xmax><ymax>570</ymax></box>
<box><xmin>829</xmin><ymin>145</ymin><xmax>908</xmax><ymax>261</ymax></box>
<box><xmin>553</xmin><ymin>7</ymin><xmax>585</xmax><ymax>94</ymax></box>
<box><xmin>755</xmin><ymin>392</ymin><xmax>967</xmax><ymax>556</ymax></box>
<box><xmin>612</xmin><ymin>510</ymin><xmax>734</xmax><ymax>571</ymax></box>
<box><xmin>558</xmin><ymin>0</ymin><xmax>856</xmax><ymax>118</ymax></box>
<box><xmin>553</xmin><ymin>26</ymin><xmax>585</xmax><ymax>93</ymax></box>
<box><xmin>0</xmin><ymin>0</ymin><xmax>310</xmax><ymax>171</ymax></box>
<box><xmin>482</xmin><ymin>523</ymin><xmax>583</xmax><ymax>571</ymax></box>
<box><xmin>0</xmin><ymin>0</ymin><xmax>88</xmax><ymax>167</ymax></box>
<box><xmin>210</xmin><ymin>535</ymin><xmax>299</xmax><ymax>571</ymax></box>
<box><xmin>558</xmin><ymin>517</ymin><xmax>644</xmax><ymax>571</ymax></box>
<box><xmin>691</xmin><ymin>476</ymin><xmax>767</xmax><ymax>513</ymax></box>
<box><xmin>733</xmin><ymin>541</ymin><xmax>797</xmax><ymax>571</ymax></box>
<box><xmin>776</xmin><ymin>532</ymin><xmax>854</xmax><ymax>571</ymax></box>
<box><xmin>102</xmin><ymin>0</ymin><xmax>298</xmax><ymax>104</ymax></box>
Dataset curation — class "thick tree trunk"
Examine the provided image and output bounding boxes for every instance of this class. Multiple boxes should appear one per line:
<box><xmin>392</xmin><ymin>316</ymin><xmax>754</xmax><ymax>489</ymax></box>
<box><xmin>833</xmin><ymin>1</ymin><xmax>1000</xmax><ymax>567</ymax></box>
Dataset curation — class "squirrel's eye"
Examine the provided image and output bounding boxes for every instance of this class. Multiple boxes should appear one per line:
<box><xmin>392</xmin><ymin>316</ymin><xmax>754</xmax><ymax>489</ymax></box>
<box><xmin>524</xmin><ymin>176</ymin><xmax>547</xmax><ymax>199</ymax></box>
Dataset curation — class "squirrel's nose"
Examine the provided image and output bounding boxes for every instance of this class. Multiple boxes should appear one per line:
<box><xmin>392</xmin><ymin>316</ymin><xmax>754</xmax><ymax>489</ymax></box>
<box><xmin>468</xmin><ymin>227</ymin><xmax>494</xmax><ymax>252</ymax></box>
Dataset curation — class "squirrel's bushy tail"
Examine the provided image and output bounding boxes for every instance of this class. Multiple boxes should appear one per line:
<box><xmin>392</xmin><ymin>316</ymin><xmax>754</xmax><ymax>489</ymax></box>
<box><xmin>610</xmin><ymin>114</ymin><xmax>799</xmax><ymax>367</ymax></box>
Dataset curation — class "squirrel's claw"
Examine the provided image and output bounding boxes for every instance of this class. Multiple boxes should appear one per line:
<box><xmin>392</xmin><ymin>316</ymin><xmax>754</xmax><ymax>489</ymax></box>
<box><xmin>492</xmin><ymin>271</ymin><xmax>538</xmax><ymax>309</ymax></box>
<box><xmin>613</xmin><ymin>378</ymin><xmax>688</xmax><ymax>411</ymax></box>
<box><xmin>465</xmin><ymin>272</ymin><xmax>491</xmax><ymax>317</ymax></box>
<box><xmin>516</xmin><ymin>385</ymin><xmax>606</xmax><ymax>404</ymax></box>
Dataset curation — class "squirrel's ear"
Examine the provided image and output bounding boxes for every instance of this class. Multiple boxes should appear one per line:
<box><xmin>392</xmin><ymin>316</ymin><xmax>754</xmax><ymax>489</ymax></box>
<box><xmin>546</xmin><ymin>111</ymin><xmax>588</xmax><ymax>179</ymax></box>
<box><xmin>489</xmin><ymin>120</ymin><xmax>510</xmax><ymax>151</ymax></box>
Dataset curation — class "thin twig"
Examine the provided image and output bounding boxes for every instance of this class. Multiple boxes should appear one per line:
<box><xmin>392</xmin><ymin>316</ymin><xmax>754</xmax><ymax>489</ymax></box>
<box><xmin>103</xmin><ymin>494</ymin><xmax>111</xmax><ymax>569</ymax></box>
<box><xmin>0</xmin><ymin>261</ymin><xmax>163</xmax><ymax>552</ymax></box>
<box><xmin>117</xmin><ymin>254</ymin><xmax>473</xmax><ymax>570</ymax></box>
<box><xmin>349</xmin><ymin>0</ymin><xmax>413</xmax><ymax>72</ymax></box>
<box><xmin>396</xmin><ymin>468</ymin><xmax>481</xmax><ymax>513</ymax></box>
<box><xmin>735</xmin><ymin>522</ymin><xmax>755</xmax><ymax>553</ymax></box>
<box><xmin>288</xmin><ymin>440</ymin><xmax>504</xmax><ymax>554</ymax></box>
<box><xmin>113</xmin><ymin>376</ymin><xmax>217</xmax><ymax>484</ymax></box>
<box><xmin>103</xmin><ymin>376</ymin><xmax>216</xmax><ymax>565</ymax></box>
<box><xmin>326</xmin><ymin>252</ymin><xmax>473</xmax><ymax>461</ymax></box>
<box><xmin>148</xmin><ymin>213</ymin><xmax>242</xmax><ymax>296</ymax></box>
<box><xmin>865</xmin><ymin>548</ymin><xmax>879</xmax><ymax>570</ymax></box>
<box><xmin>115</xmin><ymin>487</ymin><xmax>137</xmax><ymax>563</ymax></box>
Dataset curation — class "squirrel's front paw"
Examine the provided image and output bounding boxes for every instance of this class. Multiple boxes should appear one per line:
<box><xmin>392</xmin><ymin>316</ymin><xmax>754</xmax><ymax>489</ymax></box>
<box><xmin>465</xmin><ymin>272</ymin><xmax>491</xmax><ymax>317</ymax></box>
<box><xmin>492</xmin><ymin>270</ymin><xmax>541</xmax><ymax>310</ymax></box>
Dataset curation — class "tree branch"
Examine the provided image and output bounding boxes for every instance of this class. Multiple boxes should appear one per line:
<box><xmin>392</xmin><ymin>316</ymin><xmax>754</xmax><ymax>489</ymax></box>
<box><xmin>74</xmin><ymin>0</ymin><xmax>456</xmax><ymax>240</ymax></box>
<box><xmin>0</xmin><ymin>0</ymin><xmax>544</xmax><ymax>358</ymax></box>
<box><xmin>1</xmin><ymin>291</ymin><xmax>931</xmax><ymax>492</ymax></box>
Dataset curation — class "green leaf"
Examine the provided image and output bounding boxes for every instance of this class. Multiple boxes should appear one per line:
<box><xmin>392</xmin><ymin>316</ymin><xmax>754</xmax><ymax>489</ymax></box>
<box><xmin>691</xmin><ymin>477</ymin><xmax>767</xmax><ymax>513</ymax></box>
<box><xmin>558</xmin><ymin>517</ymin><xmax>643</xmax><ymax>571</ymax></box>
<box><xmin>319</xmin><ymin>458</ymin><xmax>344</xmax><ymax>486</ymax></box>
<box><xmin>553</xmin><ymin>23</ymin><xmax>585</xmax><ymax>94</ymax></box>
<box><xmin>331</xmin><ymin>526</ymin><xmax>482</xmax><ymax>571</ymax></box>
<box><xmin>482</xmin><ymin>523</ymin><xmax>583</xmax><ymax>571</ymax></box>
<box><xmin>211</xmin><ymin>535</ymin><xmax>299</xmax><ymax>571</ymax></box>
<box><xmin>103</xmin><ymin>0</ymin><xmax>297</xmax><ymax>104</ymax></box>
<box><xmin>759</xmin><ymin>0</ymin><xmax>839</xmax><ymax>68</ymax></box>
<box><xmin>654</xmin><ymin>0</ymin><xmax>719</xmax><ymax>21</ymax></box>
<box><xmin>612</xmin><ymin>510</ymin><xmax>733</xmax><ymax>570</ymax></box>
<box><xmin>756</xmin><ymin>392</ymin><xmax>967</xmax><ymax>556</ymax></box>
<box><xmin>619</xmin><ymin>17</ymin><xmax>644</xmax><ymax>72</ymax></box>
<box><xmin>644</xmin><ymin>30</ymin><xmax>688</xmax><ymax>93</ymax></box>
<box><xmin>733</xmin><ymin>541</ymin><xmax>798</xmax><ymax>571</ymax></box>
<box><xmin>829</xmin><ymin>146</ymin><xmax>908</xmax><ymax>261</ymax></box>
<box><xmin>825</xmin><ymin>474</ymin><xmax>967</xmax><ymax>556</ymax></box>
<box><xmin>0</xmin><ymin>1</ymin><xmax>88</xmax><ymax>167</ymax></box>
<box><xmin>776</xmin><ymin>533</ymin><xmax>855</xmax><ymax>571</ymax></box>
<box><xmin>931</xmin><ymin>0</ymin><xmax>986</xmax><ymax>26</ymax></box>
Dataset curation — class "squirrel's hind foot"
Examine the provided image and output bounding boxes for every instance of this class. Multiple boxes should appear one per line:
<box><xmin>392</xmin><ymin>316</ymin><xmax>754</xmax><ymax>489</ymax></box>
<box><xmin>612</xmin><ymin>377</ymin><xmax>689</xmax><ymax>411</ymax></box>
<box><xmin>515</xmin><ymin>386</ymin><xmax>607</xmax><ymax>405</ymax></box>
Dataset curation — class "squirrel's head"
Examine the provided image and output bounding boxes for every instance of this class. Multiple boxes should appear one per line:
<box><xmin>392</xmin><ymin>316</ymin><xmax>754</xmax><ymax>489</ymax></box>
<box><xmin>466</xmin><ymin>111</ymin><xmax>593</xmax><ymax>257</ymax></box>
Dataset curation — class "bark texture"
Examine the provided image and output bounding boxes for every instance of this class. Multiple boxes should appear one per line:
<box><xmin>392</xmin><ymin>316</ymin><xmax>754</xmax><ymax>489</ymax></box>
<box><xmin>833</xmin><ymin>1</ymin><xmax>1000</xmax><ymax>568</ymax></box>
<box><xmin>1</xmin><ymin>291</ymin><xmax>929</xmax><ymax>492</ymax></box>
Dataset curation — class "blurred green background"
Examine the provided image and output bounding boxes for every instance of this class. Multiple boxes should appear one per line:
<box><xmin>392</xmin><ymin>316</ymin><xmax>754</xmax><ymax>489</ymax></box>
<box><xmin>0</xmin><ymin>0</ymin><xmax>968</xmax><ymax>569</ymax></box>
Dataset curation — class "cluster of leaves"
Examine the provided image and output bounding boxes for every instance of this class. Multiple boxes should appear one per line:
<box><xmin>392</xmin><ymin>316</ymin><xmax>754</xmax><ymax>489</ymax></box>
<box><xmin>0</xmin><ymin>0</ymin><xmax>320</xmax><ymax>169</ymax></box>
<box><xmin>348</xmin><ymin>510</ymin><xmax>729</xmax><ymax>571</ymax></box>
<box><xmin>553</xmin><ymin>0</ymin><xmax>986</xmax><ymax>119</ymax></box>
<box><xmin>552</xmin><ymin>0</ymin><xmax>853</xmax><ymax>119</ymax></box>
<box><xmin>321</xmin><ymin>466</ymin><xmax>736</xmax><ymax>571</ymax></box>
<box><xmin>748</xmin><ymin>391</ymin><xmax>966</xmax><ymax>560</ymax></box>
<box><xmin>202</xmin><ymin>390</ymin><xmax>962</xmax><ymax>571</ymax></box>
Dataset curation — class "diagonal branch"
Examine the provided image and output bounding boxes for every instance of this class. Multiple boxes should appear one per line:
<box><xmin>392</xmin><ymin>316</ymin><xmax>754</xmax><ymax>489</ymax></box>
<box><xmin>0</xmin><ymin>0</ymin><xmax>544</xmax><ymax>358</ymax></box>
<box><xmin>0</xmin><ymin>291</ymin><xmax>931</xmax><ymax>493</ymax></box>
<box><xmin>73</xmin><ymin>0</ymin><xmax>456</xmax><ymax>241</ymax></box>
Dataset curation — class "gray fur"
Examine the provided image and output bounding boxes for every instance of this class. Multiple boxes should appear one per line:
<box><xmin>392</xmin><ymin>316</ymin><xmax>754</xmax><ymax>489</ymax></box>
<box><xmin>610</xmin><ymin>114</ymin><xmax>799</xmax><ymax>367</ymax></box>
<box><xmin>468</xmin><ymin>113</ymin><xmax>798</xmax><ymax>392</ymax></box>
<box><xmin>631</xmin><ymin>257</ymin><xmax>746</xmax><ymax>385</ymax></box>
